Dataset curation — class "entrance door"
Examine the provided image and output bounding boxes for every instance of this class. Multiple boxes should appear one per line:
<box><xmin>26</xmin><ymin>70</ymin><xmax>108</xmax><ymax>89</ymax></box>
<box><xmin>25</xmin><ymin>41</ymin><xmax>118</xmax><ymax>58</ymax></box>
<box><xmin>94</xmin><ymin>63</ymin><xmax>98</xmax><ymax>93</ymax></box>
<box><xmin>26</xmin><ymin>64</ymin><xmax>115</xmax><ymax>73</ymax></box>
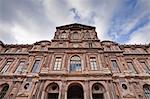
<box><xmin>67</xmin><ymin>84</ymin><xmax>84</xmax><ymax>99</ymax></box>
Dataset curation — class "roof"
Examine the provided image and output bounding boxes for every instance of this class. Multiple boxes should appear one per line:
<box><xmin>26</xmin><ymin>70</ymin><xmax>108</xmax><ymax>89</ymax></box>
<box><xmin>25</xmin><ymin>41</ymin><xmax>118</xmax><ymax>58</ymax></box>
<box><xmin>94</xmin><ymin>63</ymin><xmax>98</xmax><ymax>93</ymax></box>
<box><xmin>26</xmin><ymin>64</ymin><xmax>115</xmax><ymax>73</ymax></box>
<box><xmin>56</xmin><ymin>23</ymin><xmax>95</xmax><ymax>30</ymax></box>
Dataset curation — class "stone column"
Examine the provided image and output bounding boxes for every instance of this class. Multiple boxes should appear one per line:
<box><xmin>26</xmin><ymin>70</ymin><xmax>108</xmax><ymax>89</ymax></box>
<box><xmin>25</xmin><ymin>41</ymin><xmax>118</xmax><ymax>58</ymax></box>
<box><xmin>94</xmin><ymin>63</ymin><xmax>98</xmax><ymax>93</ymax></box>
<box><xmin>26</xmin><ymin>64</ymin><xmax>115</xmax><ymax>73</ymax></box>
<box><xmin>60</xmin><ymin>80</ymin><xmax>66</xmax><ymax>99</ymax></box>
<box><xmin>84</xmin><ymin>80</ymin><xmax>90</xmax><ymax>99</ymax></box>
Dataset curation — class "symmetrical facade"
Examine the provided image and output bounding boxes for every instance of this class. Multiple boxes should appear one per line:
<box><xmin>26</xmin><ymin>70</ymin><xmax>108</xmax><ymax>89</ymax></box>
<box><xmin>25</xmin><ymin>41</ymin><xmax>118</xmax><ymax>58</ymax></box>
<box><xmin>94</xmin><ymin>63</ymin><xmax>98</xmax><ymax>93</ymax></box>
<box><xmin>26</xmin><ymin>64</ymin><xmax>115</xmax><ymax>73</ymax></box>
<box><xmin>0</xmin><ymin>23</ymin><xmax>150</xmax><ymax>99</ymax></box>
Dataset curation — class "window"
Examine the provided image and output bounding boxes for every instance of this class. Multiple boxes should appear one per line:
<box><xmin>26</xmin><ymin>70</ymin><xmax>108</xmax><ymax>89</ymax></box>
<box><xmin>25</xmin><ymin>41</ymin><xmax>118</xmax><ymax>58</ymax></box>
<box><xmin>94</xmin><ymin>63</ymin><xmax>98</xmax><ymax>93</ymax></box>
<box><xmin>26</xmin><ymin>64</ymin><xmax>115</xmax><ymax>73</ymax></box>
<box><xmin>14</xmin><ymin>61</ymin><xmax>26</xmax><ymax>74</ymax></box>
<box><xmin>84</xmin><ymin>32</ymin><xmax>91</xmax><ymax>39</ymax></box>
<box><xmin>41</xmin><ymin>46</ymin><xmax>45</xmax><ymax>51</ymax></box>
<box><xmin>89</xmin><ymin>43</ymin><xmax>92</xmax><ymax>48</ymax></box>
<box><xmin>111</xmin><ymin>60</ymin><xmax>119</xmax><ymax>72</ymax></box>
<box><xmin>31</xmin><ymin>60</ymin><xmax>40</xmax><ymax>73</ymax></box>
<box><xmin>5</xmin><ymin>49</ymin><xmax>9</xmax><ymax>53</ymax></box>
<box><xmin>140</xmin><ymin>62</ymin><xmax>149</xmax><ymax>73</ymax></box>
<box><xmin>46</xmin><ymin>83</ymin><xmax>59</xmax><ymax>99</ymax></box>
<box><xmin>143</xmin><ymin>84</ymin><xmax>150</xmax><ymax>99</ymax></box>
<box><xmin>16</xmin><ymin>49</ymin><xmax>21</xmax><ymax>53</ymax></box>
<box><xmin>90</xmin><ymin>57</ymin><xmax>97</xmax><ymax>70</ymax></box>
<box><xmin>59</xmin><ymin>43</ymin><xmax>63</xmax><ymax>47</ymax></box>
<box><xmin>92</xmin><ymin>83</ymin><xmax>105</xmax><ymax>99</ymax></box>
<box><xmin>71</xmin><ymin>32</ymin><xmax>78</xmax><ymax>40</ymax></box>
<box><xmin>53</xmin><ymin>57</ymin><xmax>62</xmax><ymax>70</ymax></box>
<box><xmin>132</xmin><ymin>49</ymin><xmax>141</xmax><ymax>54</ymax></box>
<box><xmin>61</xmin><ymin>32</ymin><xmax>67</xmax><ymax>39</ymax></box>
<box><xmin>70</xmin><ymin>55</ymin><xmax>81</xmax><ymax>71</ymax></box>
<box><xmin>127</xmin><ymin>62</ymin><xmax>137</xmax><ymax>73</ymax></box>
<box><xmin>1</xmin><ymin>61</ymin><xmax>12</xmax><ymax>74</ymax></box>
<box><xmin>0</xmin><ymin>84</ymin><xmax>9</xmax><ymax>99</ymax></box>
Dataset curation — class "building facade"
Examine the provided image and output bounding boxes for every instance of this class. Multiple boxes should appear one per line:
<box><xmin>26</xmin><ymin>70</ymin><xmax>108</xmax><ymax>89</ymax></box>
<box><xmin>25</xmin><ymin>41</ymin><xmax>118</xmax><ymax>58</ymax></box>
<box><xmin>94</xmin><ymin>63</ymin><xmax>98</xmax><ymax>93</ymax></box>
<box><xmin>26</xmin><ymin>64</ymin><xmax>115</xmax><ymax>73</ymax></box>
<box><xmin>0</xmin><ymin>23</ymin><xmax>150</xmax><ymax>99</ymax></box>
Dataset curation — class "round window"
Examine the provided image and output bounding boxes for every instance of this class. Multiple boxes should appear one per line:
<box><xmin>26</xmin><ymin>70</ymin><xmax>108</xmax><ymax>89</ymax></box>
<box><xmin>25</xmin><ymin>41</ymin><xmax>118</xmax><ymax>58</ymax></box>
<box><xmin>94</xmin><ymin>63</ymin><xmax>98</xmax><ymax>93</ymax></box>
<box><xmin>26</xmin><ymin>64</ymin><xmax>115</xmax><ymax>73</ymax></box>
<box><xmin>122</xmin><ymin>84</ymin><xmax>127</xmax><ymax>90</ymax></box>
<box><xmin>24</xmin><ymin>83</ymin><xmax>29</xmax><ymax>90</ymax></box>
<box><xmin>52</xmin><ymin>85</ymin><xmax>57</xmax><ymax>90</ymax></box>
<box><xmin>94</xmin><ymin>85</ymin><xmax>99</xmax><ymax>90</ymax></box>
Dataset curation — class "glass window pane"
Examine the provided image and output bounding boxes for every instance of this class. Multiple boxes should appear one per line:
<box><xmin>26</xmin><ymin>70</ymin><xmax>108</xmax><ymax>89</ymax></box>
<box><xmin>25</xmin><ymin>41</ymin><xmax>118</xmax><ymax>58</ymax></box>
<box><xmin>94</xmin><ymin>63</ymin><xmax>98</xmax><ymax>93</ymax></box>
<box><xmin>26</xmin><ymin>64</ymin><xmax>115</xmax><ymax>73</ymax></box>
<box><xmin>70</xmin><ymin>56</ymin><xmax>81</xmax><ymax>71</ymax></box>
<box><xmin>31</xmin><ymin>60</ymin><xmax>40</xmax><ymax>73</ymax></box>
<box><xmin>0</xmin><ymin>84</ymin><xmax>9</xmax><ymax>99</ymax></box>
<box><xmin>1</xmin><ymin>61</ymin><xmax>12</xmax><ymax>74</ymax></box>
<box><xmin>90</xmin><ymin>57</ymin><xmax>97</xmax><ymax>70</ymax></box>
<box><xmin>15</xmin><ymin>61</ymin><xmax>25</xmax><ymax>74</ymax></box>
<box><xmin>111</xmin><ymin>60</ymin><xmax>119</xmax><ymax>72</ymax></box>
<box><xmin>140</xmin><ymin>62</ymin><xmax>149</xmax><ymax>73</ymax></box>
<box><xmin>54</xmin><ymin>57</ymin><xmax>62</xmax><ymax>70</ymax></box>
<box><xmin>144</xmin><ymin>85</ymin><xmax>150</xmax><ymax>99</ymax></box>
<box><xmin>127</xmin><ymin>62</ymin><xmax>137</xmax><ymax>73</ymax></box>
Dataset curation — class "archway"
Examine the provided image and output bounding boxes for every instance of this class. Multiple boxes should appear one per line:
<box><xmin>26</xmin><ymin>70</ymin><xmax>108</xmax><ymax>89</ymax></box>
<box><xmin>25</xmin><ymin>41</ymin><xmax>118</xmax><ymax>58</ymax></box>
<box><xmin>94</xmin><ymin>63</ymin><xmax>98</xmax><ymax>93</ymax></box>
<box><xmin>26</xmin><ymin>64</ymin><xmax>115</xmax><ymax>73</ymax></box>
<box><xmin>67</xmin><ymin>83</ymin><xmax>84</xmax><ymax>99</ymax></box>
<box><xmin>45</xmin><ymin>83</ymin><xmax>59</xmax><ymax>99</ymax></box>
<box><xmin>92</xmin><ymin>83</ymin><xmax>105</xmax><ymax>99</ymax></box>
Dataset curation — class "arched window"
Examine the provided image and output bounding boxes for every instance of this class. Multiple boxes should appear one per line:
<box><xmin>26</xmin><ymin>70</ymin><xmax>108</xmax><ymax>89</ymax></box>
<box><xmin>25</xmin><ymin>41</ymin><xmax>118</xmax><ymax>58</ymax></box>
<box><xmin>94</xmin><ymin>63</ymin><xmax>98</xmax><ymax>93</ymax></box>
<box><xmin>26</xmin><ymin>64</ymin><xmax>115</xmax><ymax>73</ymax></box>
<box><xmin>71</xmin><ymin>32</ymin><xmax>78</xmax><ymax>40</ymax></box>
<box><xmin>70</xmin><ymin>55</ymin><xmax>81</xmax><ymax>71</ymax></box>
<box><xmin>92</xmin><ymin>83</ymin><xmax>105</xmax><ymax>99</ymax></box>
<box><xmin>0</xmin><ymin>84</ymin><xmax>9</xmax><ymax>98</ymax></box>
<box><xmin>143</xmin><ymin>84</ymin><xmax>150</xmax><ymax>99</ymax></box>
<box><xmin>60</xmin><ymin>32</ymin><xmax>67</xmax><ymax>39</ymax></box>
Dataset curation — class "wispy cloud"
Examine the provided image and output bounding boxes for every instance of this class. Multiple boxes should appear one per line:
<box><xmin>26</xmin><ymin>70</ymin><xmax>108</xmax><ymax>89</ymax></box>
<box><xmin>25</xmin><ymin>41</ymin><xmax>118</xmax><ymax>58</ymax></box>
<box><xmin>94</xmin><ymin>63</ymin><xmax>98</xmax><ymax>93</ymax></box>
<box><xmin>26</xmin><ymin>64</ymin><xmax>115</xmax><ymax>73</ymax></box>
<box><xmin>0</xmin><ymin>0</ymin><xmax>149</xmax><ymax>44</ymax></box>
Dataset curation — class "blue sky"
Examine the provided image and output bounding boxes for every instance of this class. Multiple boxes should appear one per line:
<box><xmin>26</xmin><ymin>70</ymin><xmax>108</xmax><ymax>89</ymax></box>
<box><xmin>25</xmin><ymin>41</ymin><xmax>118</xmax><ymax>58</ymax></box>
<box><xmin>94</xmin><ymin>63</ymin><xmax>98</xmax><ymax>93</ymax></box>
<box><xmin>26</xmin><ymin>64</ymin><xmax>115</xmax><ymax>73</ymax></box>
<box><xmin>0</xmin><ymin>0</ymin><xmax>150</xmax><ymax>44</ymax></box>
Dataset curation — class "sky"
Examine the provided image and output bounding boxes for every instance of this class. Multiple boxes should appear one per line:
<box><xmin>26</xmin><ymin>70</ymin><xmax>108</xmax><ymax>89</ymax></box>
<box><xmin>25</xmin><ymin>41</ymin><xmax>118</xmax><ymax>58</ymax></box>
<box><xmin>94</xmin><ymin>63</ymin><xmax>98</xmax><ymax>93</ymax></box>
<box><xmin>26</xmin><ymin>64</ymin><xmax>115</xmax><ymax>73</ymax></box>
<box><xmin>0</xmin><ymin>0</ymin><xmax>150</xmax><ymax>44</ymax></box>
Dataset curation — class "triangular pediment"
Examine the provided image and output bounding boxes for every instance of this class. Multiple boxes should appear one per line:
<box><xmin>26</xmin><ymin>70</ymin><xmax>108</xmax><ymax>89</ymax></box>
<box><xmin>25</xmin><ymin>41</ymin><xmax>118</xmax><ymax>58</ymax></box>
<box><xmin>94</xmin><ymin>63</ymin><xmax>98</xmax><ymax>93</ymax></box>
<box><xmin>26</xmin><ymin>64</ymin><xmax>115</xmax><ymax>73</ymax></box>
<box><xmin>56</xmin><ymin>23</ymin><xmax>95</xmax><ymax>30</ymax></box>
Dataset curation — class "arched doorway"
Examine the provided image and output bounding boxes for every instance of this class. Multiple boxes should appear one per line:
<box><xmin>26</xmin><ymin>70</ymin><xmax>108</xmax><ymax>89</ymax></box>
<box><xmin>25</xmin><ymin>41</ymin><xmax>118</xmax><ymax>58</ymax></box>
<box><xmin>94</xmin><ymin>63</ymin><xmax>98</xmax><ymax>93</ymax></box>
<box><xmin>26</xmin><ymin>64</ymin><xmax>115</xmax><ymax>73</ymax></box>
<box><xmin>45</xmin><ymin>83</ymin><xmax>59</xmax><ymax>99</ymax></box>
<box><xmin>67</xmin><ymin>83</ymin><xmax>84</xmax><ymax>99</ymax></box>
<box><xmin>92</xmin><ymin>83</ymin><xmax>105</xmax><ymax>99</ymax></box>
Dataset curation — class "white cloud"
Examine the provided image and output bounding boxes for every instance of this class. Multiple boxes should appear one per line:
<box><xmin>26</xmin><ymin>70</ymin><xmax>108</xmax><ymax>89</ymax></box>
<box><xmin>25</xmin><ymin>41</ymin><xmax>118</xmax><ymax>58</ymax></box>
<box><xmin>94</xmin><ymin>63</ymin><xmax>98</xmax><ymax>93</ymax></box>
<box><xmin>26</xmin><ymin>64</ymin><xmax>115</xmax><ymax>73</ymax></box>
<box><xmin>0</xmin><ymin>0</ymin><xmax>149</xmax><ymax>44</ymax></box>
<box><xmin>127</xmin><ymin>24</ymin><xmax>150</xmax><ymax>44</ymax></box>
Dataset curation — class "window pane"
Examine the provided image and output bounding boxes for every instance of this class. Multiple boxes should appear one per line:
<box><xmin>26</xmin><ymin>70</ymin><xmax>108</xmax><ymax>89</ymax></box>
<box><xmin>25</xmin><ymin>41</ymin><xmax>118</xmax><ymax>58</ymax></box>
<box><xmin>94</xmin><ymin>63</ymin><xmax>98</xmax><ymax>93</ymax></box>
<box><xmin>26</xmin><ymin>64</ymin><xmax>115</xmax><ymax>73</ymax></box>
<box><xmin>90</xmin><ymin>57</ymin><xmax>97</xmax><ymax>70</ymax></box>
<box><xmin>0</xmin><ymin>84</ymin><xmax>9</xmax><ymax>99</ymax></box>
<box><xmin>31</xmin><ymin>60</ymin><xmax>40</xmax><ymax>73</ymax></box>
<box><xmin>15</xmin><ymin>61</ymin><xmax>25</xmax><ymax>74</ymax></box>
<box><xmin>127</xmin><ymin>62</ymin><xmax>137</xmax><ymax>73</ymax></box>
<box><xmin>140</xmin><ymin>62</ymin><xmax>149</xmax><ymax>73</ymax></box>
<box><xmin>143</xmin><ymin>85</ymin><xmax>150</xmax><ymax>99</ymax></box>
<box><xmin>70</xmin><ymin>56</ymin><xmax>81</xmax><ymax>71</ymax></box>
<box><xmin>72</xmin><ymin>33</ymin><xmax>78</xmax><ymax>40</ymax></box>
<box><xmin>1</xmin><ymin>61</ymin><xmax>12</xmax><ymax>74</ymax></box>
<box><xmin>54</xmin><ymin>57</ymin><xmax>62</xmax><ymax>70</ymax></box>
<box><xmin>61</xmin><ymin>32</ymin><xmax>67</xmax><ymax>39</ymax></box>
<box><xmin>111</xmin><ymin>60</ymin><xmax>119</xmax><ymax>72</ymax></box>
<box><xmin>41</xmin><ymin>47</ymin><xmax>45</xmax><ymax>51</ymax></box>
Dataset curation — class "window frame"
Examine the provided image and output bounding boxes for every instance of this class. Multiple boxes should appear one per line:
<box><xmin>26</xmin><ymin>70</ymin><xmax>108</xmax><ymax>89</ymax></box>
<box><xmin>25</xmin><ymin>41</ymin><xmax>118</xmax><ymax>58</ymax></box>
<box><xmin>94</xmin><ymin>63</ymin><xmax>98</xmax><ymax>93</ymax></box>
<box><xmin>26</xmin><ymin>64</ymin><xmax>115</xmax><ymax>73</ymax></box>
<box><xmin>143</xmin><ymin>84</ymin><xmax>150</xmax><ymax>99</ymax></box>
<box><xmin>111</xmin><ymin>60</ymin><xmax>120</xmax><ymax>72</ymax></box>
<box><xmin>14</xmin><ymin>61</ymin><xmax>26</xmax><ymax>74</ymax></box>
<box><xmin>0</xmin><ymin>60</ymin><xmax>13</xmax><ymax>74</ymax></box>
<box><xmin>70</xmin><ymin>55</ymin><xmax>81</xmax><ymax>72</ymax></box>
<box><xmin>126</xmin><ymin>61</ymin><xmax>137</xmax><ymax>73</ymax></box>
<box><xmin>90</xmin><ymin>57</ymin><xmax>98</xmax><ymax>71</ymax></box>
<box><xmin>71</xmin><ymin>32</ymin><xmax>79</xmax><ymax>40</ymax></box>
<box><xmin>31</xmin><ymin>59</ymin><xmax>41</xmax><ymax>73</ymax></box>
<box><xmin>0</xmin><ymin>84</ymin><xmax>9</xmax><ymax>99</ymax></box>
<box><xmin>53</xmin><ymin>57</ymin><xmax>62</xmax><ymax>71</ymax></box>
<box><xmin>139</xmin><ymin>61</ymin><xmax>150</xmax><ymax>73</ymax></box>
